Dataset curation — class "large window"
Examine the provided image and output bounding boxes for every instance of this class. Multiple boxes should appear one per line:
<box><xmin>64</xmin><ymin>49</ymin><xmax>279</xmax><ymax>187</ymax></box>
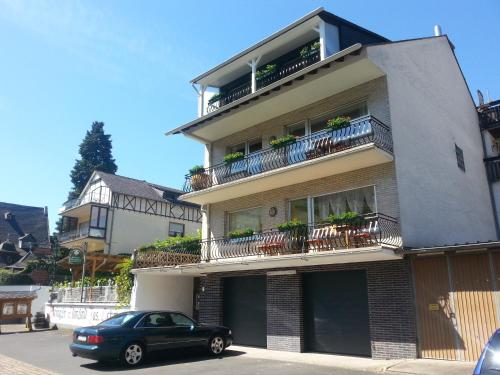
<box><xmin>290</xmin><ymin>198</ymin><xmax>308</xmax><ymax>223</ymax></box>
<box><xmin>310</xmin><ymin>102</ymin><xmax>368</xmax><ymax>134</ymax></box>
<box><xmin>89</xmin><ymin>206</ymin><xmax>107</xmax><ymax>238</ymax></box>
<box><xmin>228</xmin><ymin>207</ymin><xmax>262</xmax><ymax>233</ymax></box>
<box><xmin>313</xmin><ymin>186</ymin><xmax>375</xmax><ymax>224</ymax></box>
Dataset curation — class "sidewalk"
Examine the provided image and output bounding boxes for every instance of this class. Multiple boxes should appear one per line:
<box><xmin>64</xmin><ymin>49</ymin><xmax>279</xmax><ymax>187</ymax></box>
<box><xmin>230</xmin><ymin>345</ymin><xmax>474</xmax><ymax>375</ymax></box>
<box><xmin>0</xmin><ymin>353</ymin><xmax>58</xmax><ymax>375</ymax></box>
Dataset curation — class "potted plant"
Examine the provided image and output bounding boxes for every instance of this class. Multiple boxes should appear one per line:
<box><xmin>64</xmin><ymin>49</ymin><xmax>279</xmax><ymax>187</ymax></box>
<box><xmin>255</xmin><ymin>64</ymin><xmax>277</xmax><ymax>81</ymax></box>
<box><xmin>269</xmin><ymin>134</ymin><xmax>297</xmax><ymax>149</ymax></box>
<box><xmin>300</xmin><ymin>41</ymin><xmax>321</xmax><ymax>59</ymax></box>
<box><xmin>326</xmin><ymin>116</ymin><xmax>351</xmax><ymax>131</ymax></box>
<box><xmin>277</xmin><ymin>219</ymin><xmax>307</xmax><ymax>251</ymax></box>
<box><xmin>228</xmin><ymin>228</ymin><xmax>255</xmax><ymax>239</ymax></box>
<box><xmin>208</xmin><ymin>93</ymin><xmax>222</xmax><ymax>105</ymax></box>
<box><xmin>328</xmin><ymin>211</ymin><xmax>364</xmax><ymax>227</ymax></box>
<box><xmin>189</xmin><ymin>165</ymin><xmax>210</xmax><ymax>191</ymax></box>
<box><xmin>223</xmin><ymin>151</ymin><xmax>245</xmax><ymax>164</ymax></box>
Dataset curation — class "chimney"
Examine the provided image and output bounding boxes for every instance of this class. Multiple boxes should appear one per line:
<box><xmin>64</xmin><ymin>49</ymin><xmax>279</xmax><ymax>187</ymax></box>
<box><xmin>434</xmin><ymin>25</ymin><xmax>442</xmax><ymax>37</ymax></box>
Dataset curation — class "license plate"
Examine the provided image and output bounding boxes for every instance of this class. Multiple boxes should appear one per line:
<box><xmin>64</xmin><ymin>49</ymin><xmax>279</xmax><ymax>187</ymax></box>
<box><xmin>77</xmin><ymin>335</ymin><xmax>87</xmax><ymax>342</ymax></box>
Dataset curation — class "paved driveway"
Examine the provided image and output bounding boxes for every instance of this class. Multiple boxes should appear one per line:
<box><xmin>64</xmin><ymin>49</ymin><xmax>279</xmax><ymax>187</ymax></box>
<box><xmin>0</xmin><ymin>329</ymin><xmax>370</xmax><ymax>375</ymax></box>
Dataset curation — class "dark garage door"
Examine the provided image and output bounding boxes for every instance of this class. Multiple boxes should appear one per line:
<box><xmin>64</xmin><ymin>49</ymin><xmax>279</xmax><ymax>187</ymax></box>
<box><xmin>304</xmin><ymin>270</ymin><xmax>371</xmax><ymax>356</ymax></box>
<box><xmin>223</xmin><ymin>275</ymin><xmax>267</xmax><ymax>347</ymax></box>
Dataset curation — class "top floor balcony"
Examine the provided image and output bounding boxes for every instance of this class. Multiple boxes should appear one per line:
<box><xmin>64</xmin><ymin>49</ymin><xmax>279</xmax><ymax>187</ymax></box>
<box><xmin>479</xmin><ymin>100</ymin><xmax>500</xmax><ymax>138</ymax></box>
<box><xmin>59</xmin><ymin>186</ymin><xmax>111</xmax><ymax>214</ymax></box>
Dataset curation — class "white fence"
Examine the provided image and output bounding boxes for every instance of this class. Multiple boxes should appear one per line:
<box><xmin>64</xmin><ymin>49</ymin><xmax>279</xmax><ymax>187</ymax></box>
<box><xmin>45</xmin><ymin>302</ymin><xmax>129</xmax><ymax>329</ymax></box>
<box><xmin>57</xmin><ymin>286</ymin><xmax>118</xmax><ymax>303</ymax></box>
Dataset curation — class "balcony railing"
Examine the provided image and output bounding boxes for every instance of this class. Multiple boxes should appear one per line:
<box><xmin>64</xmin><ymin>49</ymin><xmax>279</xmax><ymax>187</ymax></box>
<box><xmin>132</xmin><ymin>213</ymin><xmax>401</xmax><ymax>268</ymax></box>
<box><xmin>58</xmin><ymin>225</ymin><xmax>106</xmax><ymax>243</ymax></box>
<box><xmin>479</xmin><ymin>100</ymin><xmax>500</xmax><ymax>130</ymax></box>
<box><xmin>206</xmin><ymin>50</ymin><xmax>320</xmax><ymax>113</ymax></box>
<box><xmin>61</xmin><ymin>186</ymin><xmax>111</xmax><ymax>212</ymax></box>
<box><xmin>183</xmin><ymin>115</ymin><xmax>392</xmax><ymax>193</ymax></box>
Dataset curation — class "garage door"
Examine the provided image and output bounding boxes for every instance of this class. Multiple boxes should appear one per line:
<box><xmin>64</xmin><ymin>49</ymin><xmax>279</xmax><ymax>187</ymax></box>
<box><xmin>223</xmin><ymin>275</ymin><xmax>267</xmax><ymax>347</ymax></box>
<box><xmin>304</xmin><ymin>270</ymin><xmax>371</xmax><ymax>356</ymax></box>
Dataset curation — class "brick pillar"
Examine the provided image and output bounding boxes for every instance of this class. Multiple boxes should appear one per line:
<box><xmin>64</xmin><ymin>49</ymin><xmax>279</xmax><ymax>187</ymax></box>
<box><xmin>198</xmin><ymin>276</ymin><xmax>223</xmax><ymax>326</ymax></box>
<box><xmin>367</xmin><ymin>260</ymin><xmax>417</xmax><ymax>359</ymax></box>
<box><xmin>266</xmin><ymin>272</ymin><xmax>303</xmax><ymax>352</ymax></box>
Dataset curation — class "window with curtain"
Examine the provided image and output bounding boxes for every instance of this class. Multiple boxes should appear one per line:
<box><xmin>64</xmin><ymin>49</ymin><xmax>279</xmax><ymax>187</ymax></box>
<box><xmin>290</xmin><ymin>198</ymin><xmax>308</xmax><ymax>223</ymax></box>
<box><xmin>313</xmin><ymin>186</ymin><xmax>375</xmax><ymax>224</ymax></box>
<box><xmin>228</xmin><ymin>207</ymin><xmax>262</xmax><ymax>233</ymax></box>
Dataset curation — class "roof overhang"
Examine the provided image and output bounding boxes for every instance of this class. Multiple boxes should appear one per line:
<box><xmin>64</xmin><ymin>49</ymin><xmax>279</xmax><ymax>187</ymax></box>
<box><xmin>167</xmin><ymin>45</ymin><xmax>386</xmax><ymax>143</ymax></box>
<box><xmin>132</xmin><ymin>247</ymin><xmax>401</xmax><ymax>276</ymax></box>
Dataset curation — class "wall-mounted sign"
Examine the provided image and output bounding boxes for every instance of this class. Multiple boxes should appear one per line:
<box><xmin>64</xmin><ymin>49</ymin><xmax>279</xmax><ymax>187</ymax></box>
<box><xmin>429</xmin><ymin>303</ymin><xmax>440</xmax><ymax>311</ymax></box>
<box><xmin>2</xmin><ymin>303</ymin><xmax>14</xmax><ymax>315</ymax></box>
<box><xmin>17</xmin><ymin>303</ymin><xmax>27</xmax><ymax>315</ymax></box>
<box><xmin>69</xmin><ymin>249</ymin><xmax>84</xmax><ymax>265</ymax></box>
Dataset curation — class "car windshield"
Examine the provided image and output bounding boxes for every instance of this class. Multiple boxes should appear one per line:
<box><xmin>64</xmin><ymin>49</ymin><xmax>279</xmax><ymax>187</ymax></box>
<box><xmin>481</xmin><ymin>332</ymin><xmax>500</xmax><ymax>374</ymax></box>
<box><xmin>98</xmin><ymin>312</ymin><xmax>139</xmax><ymax>327</ymax></box>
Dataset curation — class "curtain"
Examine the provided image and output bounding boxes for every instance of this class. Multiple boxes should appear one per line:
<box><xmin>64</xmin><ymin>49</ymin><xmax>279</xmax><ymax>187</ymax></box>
<box><xmin>313</xmin><ymin>186</ymin><xmax>375</xmax><ymax>223</ymax></box>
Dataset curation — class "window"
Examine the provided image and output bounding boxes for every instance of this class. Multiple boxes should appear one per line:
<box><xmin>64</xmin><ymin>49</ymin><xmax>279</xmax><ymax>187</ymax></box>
<box><xmin>455</xmin><ymin>144</ymin><xmax>465</xmax><ymax>172</ymax></box>
<box><xmin>228</xmin><ymin>207</ymin><xmax>262</xmax><ymax>233</ymax></box>
<box><xmin>89</xmin><ymin>206</ymin><xmax>107</xmax><ymax>238</ymax></box>
<box><xmin>310</xmin><ymin>102</ymin><xmax>368</xmax><ymax>134</ymax></box>
<box><xmin>170</xmin><ymin>313</ymin><xmax>194</xmax><ymax>327</ymax></box>
<box><xmin>169</xmin><ymin>222</ymin><xmax>185</xmax><ymax>237</ymax></box>
<box><xmin>313</xmin><ymin>186</ymin><xmax>375</xmax><ymax>224</ymax></box>
<box><xmin>230</xmin><ymin>139</ymin><xmax>262</xmax><ymax>155</ymax></box>
<box><xmin>290</xmin><ymin>198</ymin><xmax>308</xmax><ymax>223</ymax></box>
<box><xmin>287</xmin><ymin>122</ymin><xmax>306</xmax><ymax>137</ymax></box>
<box><xmin>141</xmin><ymin>313</ymin><xmax>173</xmax><ymax>328</ymax></box>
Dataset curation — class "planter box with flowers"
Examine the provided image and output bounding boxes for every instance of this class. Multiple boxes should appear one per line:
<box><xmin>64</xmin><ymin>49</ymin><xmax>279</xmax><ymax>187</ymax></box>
<box><xmin>228</xmin><ymin>228</ymin><xmax>255</xmax><ymax>239</ymax></box>
<box><xmin>277</xmin><ymin>219</ymin><xmax>308</xmax><ymax>252</ymax></box>
<box><xmin>300</xmin><ymin>41</ymin><xmax>321</xmax><ymax>59</ymax></box>
<box><xmin>189</xmin><ymin>165</ymin><xmax>211</xmax><ymax>191</ymax></box>
<box><xmin>256</xmin><ymin>64</ymin><xmax>277</xmax><ymax>81</ymax></box>
<box><xmin>223</xmin><ymin>151</ymin><xmax>245</xmax><ymax>164</ymax></box>
<box><xmin>326</xmin><ymin>116</ymin><xmax>352</xmax><ymax>151</ymax></box>
<box><xmin>208</xmin><ymin>93</ymin><xmax>222</xmax><ymax>105</ymax></box>
<box><xmin>270</xmin><ymin>134</ymin><xmax>297</xmax><ymax>150</ymax></box>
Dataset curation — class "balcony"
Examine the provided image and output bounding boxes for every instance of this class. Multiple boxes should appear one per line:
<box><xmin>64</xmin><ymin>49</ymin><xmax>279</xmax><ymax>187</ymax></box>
<box><xmin>181</xmin><ymin>116</ymin><xmax>393</xmax><ymax>204</ymax></box>
<box><xmin>59</xmin><ymin>186</ymin><xmax>110</xmax><ymax>214</ymax></box>
<box><xmin>132</xmin><ymin>213</ymin><xmax>401</xmax><ymax>271</ymax></box>
<box><xmin>58</xmin><ymin>224</ymin><xmax>106</xmax><ymax>252</ymax></box>
<box><xmin>206</xmin><ymin>50</ymin><xmax>320</xmax><ymax>113</ymax></box>
<box><xmin>479</xmin><ymin>100</ymin><xmax>500</xmax><ymax>134</ymax></box>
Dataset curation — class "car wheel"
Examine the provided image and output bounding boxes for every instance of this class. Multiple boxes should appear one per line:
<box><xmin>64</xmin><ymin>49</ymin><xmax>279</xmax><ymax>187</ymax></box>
<box><xmin>208</xmin><ymin>335</ymin><xmax>225</xmax><ymax>356</ymax></box>
<box><xmin>121</xmin><ymin>342</ymin><xmax>145</xmax><ymax>367</ymax></box>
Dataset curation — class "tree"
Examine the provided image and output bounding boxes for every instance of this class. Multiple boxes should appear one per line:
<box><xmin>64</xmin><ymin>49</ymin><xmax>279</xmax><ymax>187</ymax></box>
<box><xmin>68</xmin><ymin>121</ymin><xmax>117</xmax><ymax>199</ymax></box>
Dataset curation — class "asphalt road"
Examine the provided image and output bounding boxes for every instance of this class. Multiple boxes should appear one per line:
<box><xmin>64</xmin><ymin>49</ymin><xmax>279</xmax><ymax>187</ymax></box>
<box><xmin>0</xmin><ymin>329</ymin><xmax>375</xmax><ymax>375</ymax></box>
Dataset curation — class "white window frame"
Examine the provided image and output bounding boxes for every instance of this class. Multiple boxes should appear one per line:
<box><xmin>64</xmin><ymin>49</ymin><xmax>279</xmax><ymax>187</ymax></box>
<box><xmin>229</xmin><ymin>138</ymin><xmax>263</xmax><ymax>156</ymax></box>
<box><xmin>168</xmin><ymin>222</ymin><xmax>185</xmax><ymax>237</ymax></box>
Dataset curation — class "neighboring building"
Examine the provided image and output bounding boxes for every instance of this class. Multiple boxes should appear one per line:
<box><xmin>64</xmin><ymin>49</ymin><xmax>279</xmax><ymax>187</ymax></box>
<box><xmin>0</xmin><ymin>202</ymin><xmax>50</xmax><ymax>267</ymax></box>
<box><xmin>132</xmin><ymin>8</ymin><xmax>497</xmax><ymax>361</ymax></box>
<box><xmin>58</xmin><ymin>171</ymin><xmax>202</xmax><ymax>254</ymax></box>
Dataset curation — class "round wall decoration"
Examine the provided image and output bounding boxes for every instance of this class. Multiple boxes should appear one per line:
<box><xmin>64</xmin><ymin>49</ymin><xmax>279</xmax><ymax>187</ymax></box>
<box><xmin>269</xmin><ymin>207</ymin><xmax>277</xmax><ymax>217</ymax></box>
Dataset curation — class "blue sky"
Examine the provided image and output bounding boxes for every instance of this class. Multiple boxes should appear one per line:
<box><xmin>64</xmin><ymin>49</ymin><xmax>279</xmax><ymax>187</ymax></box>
<box><xmin>0</xmin><ymin>0</ymin><xmax>499</xmax><ymax>231</ymax></box>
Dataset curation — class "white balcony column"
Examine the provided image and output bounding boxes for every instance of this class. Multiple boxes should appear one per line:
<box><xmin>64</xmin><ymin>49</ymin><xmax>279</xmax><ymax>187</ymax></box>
<box><xmin>247</xmin><ymin>56</ymin><xmax>262</xmax><ymax>93</ymax></box>
<box><xmin>195</xmin><ymin>84</ymin><xmax>207</xmax><ymax>117</ymax></box>
<box><xmin>314</xmin><ymin>20</ymin><xmax>327</xmax><ymax>60</ymax></box>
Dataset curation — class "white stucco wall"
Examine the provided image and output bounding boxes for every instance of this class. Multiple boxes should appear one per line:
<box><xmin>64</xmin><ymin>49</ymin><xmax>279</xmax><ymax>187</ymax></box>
<box><xmin>107</xmin><ymin>209</ymin><xmax>201</xmax><ymax>254</ymax></box>
<box><xmin>0</xmin><ymin>285</ymin><xmax>51</xmax><ymax>315</ymax></box>
<box><xmin>131</xmin><ymin>273</ymin><xmax>194</xmax><ymax>317</ymax></box>
<box><xmin>45</xmin><ymin>302</ymin><xmax>129</xmax><ymax>329</ymax></box>
<box><xmin>368</xmin><ymin>37</ymin><xmax>497</xmax><ymax>247</ymax></box>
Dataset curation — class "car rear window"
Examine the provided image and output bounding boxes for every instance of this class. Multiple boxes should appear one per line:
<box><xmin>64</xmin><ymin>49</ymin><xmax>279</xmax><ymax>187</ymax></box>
<box><xmin>481</xmin><ymin>332</ymin><xmax>500</xmax><ymax>374</ymax></box>
<box><xmin>98</xmin><ymin>312</ymin><xmax>138</xmax><ymax>327</ymax></box>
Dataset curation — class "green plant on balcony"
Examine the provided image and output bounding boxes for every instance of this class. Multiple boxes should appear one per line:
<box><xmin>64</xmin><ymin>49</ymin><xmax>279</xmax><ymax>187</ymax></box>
<box><xmin>300</xmin><ymin>41</ymin><xmax>321</xmax><ymax>59</ymax></box>
<box><xmin>326</xmin><ymin>116</ymin><xmax>351</xmax><ymax>131</ymax></box>
<box><xmin>208</xmin><ymin>93</ymin><xmax>222</xmax><ymax>104</ymax></box>
<box><xmin>255</xmin><ymin>64</ymin><xmax>277</xmax><ymax>80</ymax></box>
<box><xmin>328</xmin><ymin>211</ymin><xmax>364</xmax><ymax>226</ymax></box>
<box><xmin>228</xmin><ymin>228</ymin><xmax>255</xmax><ymax>239</ymax></box>
<box><xmin>277</xmin><ymin>219</ymin><xmax>307</xmax><ymax>232</ymax></box>
<box><xmin>269</xmin><ymin>134</ymin><xmax>297</xmax><ymax>149</ymax></box>
<box><xmin>223</xmin><ymin>151</ymin><xmax>245</xmax><ymax>164</ymax></box>
<box><xmin>189</xmin><ymin>165</ymin><xmax>205</xmax><ymax>175</ymax></box>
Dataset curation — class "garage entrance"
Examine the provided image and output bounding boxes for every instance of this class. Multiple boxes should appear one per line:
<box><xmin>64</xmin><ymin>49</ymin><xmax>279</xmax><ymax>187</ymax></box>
<box><xmin>303</xmin><ymin>270</ymin><xmax>371</xmax><ymax>356</ymax></box>
<box><xmin>223</xmin><ymin>275</ymin><xmax>267</xmax><ymax>347</ymax></box>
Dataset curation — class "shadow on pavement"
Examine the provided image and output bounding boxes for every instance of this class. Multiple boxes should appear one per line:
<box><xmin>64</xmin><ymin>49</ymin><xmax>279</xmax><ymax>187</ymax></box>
<box><xmin>81</xmin><ymin>348</ymin><xmax>246</xmax><ymax>372</ymax></box>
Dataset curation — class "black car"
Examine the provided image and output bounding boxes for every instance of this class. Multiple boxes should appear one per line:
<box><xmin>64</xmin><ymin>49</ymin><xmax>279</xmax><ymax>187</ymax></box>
<box><xmin>70</xmin><ymin>310</ymin><xmax>233</xmax><ymax>367</ymax></box>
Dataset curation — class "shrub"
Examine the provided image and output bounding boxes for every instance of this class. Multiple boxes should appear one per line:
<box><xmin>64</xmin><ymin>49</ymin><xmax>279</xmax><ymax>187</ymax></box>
<box><xmin>228</xmin><ymin>228</ymin><xmax>254</xmax><ymax>239</ymax></box>
<box><xmin>223</xmin><ymin>152</ymin><xmax>245</xmax><ymax>164</ymax></box>
<box><xmin>269</xmin><ymin>134</ymin><xmax>297</xmax><ymax>149</ymax></box>
<box><xmin>115</xmin><ymin>258</ymin><xmax>134</xmax><ymax>306</ymax></box>
<box><xmin>300</xmin><ymin>41</ymin><xmax>321</xmax><ymax>58</ymax></box>
<box><xmin>328</xmin><ymin>211</ymin><xmax>364</xmax><ymax>226</ymax></box>
<box><xmin>189</xmin><ymin>165</ymin><xmax>205</xmax><ymax>175</ymax></box>
<box><xmin>208</xmin><ymin>93</ymin><xmax>222</xmax><ymax>104</ymax></box>
<box><xmin>0</xmin><ymin>270</ymin><xmax>33</xmax><ymax>285</ymax></box>
<box><xmin>326</xmin><ymin>116</ymin><xmax>351</xmax><ymax>131</ymax></box>
<box><xmin>139</xmin><ymin>233</ymin><xmax>202</xmax><ymax>255</ymax></box>
<box><xmin>255</xmin><ymin>64</ymin><xmax>277</xmax><ymax>80</ymax></box>
<box><xmin>278</xmin><ymin>219</ymin><xmax>307</xmax><ymax>232</ymax></box>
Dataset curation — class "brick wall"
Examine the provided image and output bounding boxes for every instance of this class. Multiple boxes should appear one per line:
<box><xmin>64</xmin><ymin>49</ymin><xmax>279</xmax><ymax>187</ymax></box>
<box><xmin>197</xmin><ymin>259</ymin><xmax>416</xmax><ymax>359</ymax></box>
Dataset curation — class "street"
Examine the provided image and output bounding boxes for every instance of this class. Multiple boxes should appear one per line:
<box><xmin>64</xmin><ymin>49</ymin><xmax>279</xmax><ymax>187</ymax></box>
<box><xmin>0</xmin><ymin>329</ymin><xmax>378</xmax><ymax>375</ymax></box>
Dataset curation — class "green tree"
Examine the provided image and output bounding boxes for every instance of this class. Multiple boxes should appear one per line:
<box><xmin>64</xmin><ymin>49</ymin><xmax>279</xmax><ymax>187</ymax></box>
<box><xmin>68</xmin><ymin>121</ymin><xmax>117</xmax><ymax>199</ymax></box>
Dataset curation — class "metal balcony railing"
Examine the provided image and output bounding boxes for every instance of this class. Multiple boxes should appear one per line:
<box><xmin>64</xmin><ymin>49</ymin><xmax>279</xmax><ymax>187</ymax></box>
<box><xmin>206</xmin><ymin>50</ymin><xmax>320</xmax><ymax>113</ymax></box>
<box><xmin>61</xmin><ymin>186</ymin><xmax>111</xmax><ymax>211</ymax></box>
<box><xmin>58</xmin><ymin>225</ymin><xmax>106</xmax><ymax>243</ymax></box>
<box><xmin>183</xmin><ymin>115</ymin><xmax>392</xmax><ymax>193</ymax></box>
<box><xmin>132</xmin><ymin>213</ymin><xmax>401</xmax><ymax>269</ymax></box>
<box><xmin>479</xmin><ymin>100</ymin><xmax>500</xmax><ymax>130</ymax></box>
<box><xmin>485</xmin><ymin>156</ymin><xmax>500</xmax><ymax>183</ymax></box>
